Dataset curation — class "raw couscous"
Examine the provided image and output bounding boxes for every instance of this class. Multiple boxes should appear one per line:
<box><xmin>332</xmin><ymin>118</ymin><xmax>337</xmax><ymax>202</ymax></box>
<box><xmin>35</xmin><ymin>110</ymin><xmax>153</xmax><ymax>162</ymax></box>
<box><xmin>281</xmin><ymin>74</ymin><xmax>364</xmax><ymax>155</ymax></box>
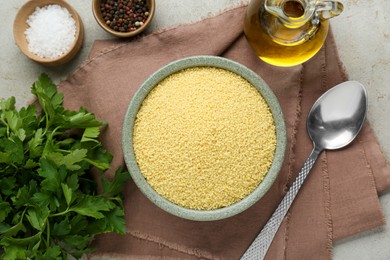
<box><xmin>133</xmin><ymin>66</ymin><xmax>276</xmax><ymax>210</ymax></box>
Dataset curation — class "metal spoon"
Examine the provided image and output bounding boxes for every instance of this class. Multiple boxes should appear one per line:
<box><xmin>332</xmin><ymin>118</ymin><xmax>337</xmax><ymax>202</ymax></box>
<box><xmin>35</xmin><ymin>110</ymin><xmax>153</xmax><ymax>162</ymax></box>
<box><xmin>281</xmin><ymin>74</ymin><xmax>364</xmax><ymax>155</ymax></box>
<box><xmin>241</xmin><ymin>81</ymin><xmax>368</xmax><ymax>260</ymax></box>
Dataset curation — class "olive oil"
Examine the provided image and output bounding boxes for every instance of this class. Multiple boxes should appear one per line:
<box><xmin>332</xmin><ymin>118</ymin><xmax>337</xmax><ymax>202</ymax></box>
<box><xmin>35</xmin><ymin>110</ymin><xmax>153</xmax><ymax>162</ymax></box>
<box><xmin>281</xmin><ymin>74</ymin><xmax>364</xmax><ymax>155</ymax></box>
<box><xmin>244</xmin><ymin>0</ymin><xmax>329</xmax><ymax>67</ymax></box>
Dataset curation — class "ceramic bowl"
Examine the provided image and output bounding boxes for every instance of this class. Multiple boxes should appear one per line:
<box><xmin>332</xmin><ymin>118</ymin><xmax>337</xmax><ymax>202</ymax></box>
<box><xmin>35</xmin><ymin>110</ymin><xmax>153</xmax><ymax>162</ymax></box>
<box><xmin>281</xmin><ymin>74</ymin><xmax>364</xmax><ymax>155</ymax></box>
<box><xmin>122</xmin><ymin>56</ymin><xmax>286</xmax><ymax>221</ymax></box>
<box><xmin>13</xmin><ymin>0</ymin><xmax>84</xmax><ymax>66</ymax></box>
<box><xmin>92</xmin><ymin>0</ymin><xmax>155</xmax><ymax>38</ymax></box>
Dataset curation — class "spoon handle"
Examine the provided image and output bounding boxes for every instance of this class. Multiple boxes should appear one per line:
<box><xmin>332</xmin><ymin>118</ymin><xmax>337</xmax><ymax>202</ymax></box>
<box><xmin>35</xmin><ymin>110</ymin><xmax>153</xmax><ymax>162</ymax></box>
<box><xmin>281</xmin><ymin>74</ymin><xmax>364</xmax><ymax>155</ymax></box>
<box><xmin>241</xmin><ymin>147</ymin><xmax>321</xmax><ymax>260</ymax></box>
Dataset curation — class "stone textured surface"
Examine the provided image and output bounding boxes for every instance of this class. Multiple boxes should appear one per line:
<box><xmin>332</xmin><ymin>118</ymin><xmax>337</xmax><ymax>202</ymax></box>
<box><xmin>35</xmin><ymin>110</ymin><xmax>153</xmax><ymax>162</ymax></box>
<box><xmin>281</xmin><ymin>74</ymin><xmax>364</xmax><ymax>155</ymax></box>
<box><xmin>1</xmin><ymin>0</ymin><xmax>389</xmax><ymax>259</ymax></box>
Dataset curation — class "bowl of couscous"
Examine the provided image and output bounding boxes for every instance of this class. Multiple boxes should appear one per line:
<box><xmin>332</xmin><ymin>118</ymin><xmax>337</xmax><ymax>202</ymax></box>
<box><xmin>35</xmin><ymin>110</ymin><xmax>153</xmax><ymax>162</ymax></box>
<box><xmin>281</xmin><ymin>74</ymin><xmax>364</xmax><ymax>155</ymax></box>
<box><xmin>122</xmin><ymin>56</ymin><xmax>286</xmax><ymax>221</ymax></box>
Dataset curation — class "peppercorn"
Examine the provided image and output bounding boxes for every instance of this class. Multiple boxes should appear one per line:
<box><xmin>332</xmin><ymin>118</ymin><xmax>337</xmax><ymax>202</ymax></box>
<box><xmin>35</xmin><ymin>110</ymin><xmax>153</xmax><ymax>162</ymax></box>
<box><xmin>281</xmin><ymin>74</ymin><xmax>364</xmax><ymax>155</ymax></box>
<box><xmin>100</xmin><ymin>0</ymin><xmax>150</xmax><ymax>33</ymax></box>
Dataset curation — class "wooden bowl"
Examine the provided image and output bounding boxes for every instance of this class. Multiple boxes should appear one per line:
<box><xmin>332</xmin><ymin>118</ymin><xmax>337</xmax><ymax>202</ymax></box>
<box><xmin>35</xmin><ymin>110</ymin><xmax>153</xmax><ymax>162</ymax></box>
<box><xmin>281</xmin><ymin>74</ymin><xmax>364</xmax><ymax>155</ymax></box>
<box><xmin>92</xmin><ymin>0</ymin><xmax>155</xmax><ymax>38</ymax></box>
<box><xmin>13</xmin><ymin>0</ymin><xmax>84</xmax><ymax>66</ymax></box>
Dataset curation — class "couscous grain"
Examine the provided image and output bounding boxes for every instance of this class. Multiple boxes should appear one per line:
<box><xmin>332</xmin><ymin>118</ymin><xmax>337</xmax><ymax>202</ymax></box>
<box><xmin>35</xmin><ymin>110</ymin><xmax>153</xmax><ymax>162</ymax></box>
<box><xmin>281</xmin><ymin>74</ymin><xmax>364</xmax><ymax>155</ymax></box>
<box><xmin>133</xmin><ymin>66</ymin><xmax>276</xmax><ymax>210</ymax></box>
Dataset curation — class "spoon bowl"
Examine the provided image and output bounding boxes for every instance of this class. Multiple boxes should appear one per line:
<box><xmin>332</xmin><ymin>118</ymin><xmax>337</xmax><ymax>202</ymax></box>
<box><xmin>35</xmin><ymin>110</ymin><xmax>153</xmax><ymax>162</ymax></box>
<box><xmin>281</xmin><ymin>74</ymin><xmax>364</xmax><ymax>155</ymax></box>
<box><xmin>308</xmin><ymin>81</ymin><xmax>367</xmax><ymax>150</ymax></box>
<box><xmin>242</xmin><ymin>81</ymin><xmax>368</xmax><ymax>259</ymax></box>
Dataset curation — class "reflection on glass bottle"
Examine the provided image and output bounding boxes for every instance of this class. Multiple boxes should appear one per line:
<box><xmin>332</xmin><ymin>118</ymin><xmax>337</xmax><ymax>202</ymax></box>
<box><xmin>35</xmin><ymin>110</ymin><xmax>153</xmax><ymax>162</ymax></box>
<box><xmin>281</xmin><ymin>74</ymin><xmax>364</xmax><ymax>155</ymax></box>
<box><xmin>244</xmin><ymin>0</ymin><xmax>343</xmax><ymax>67</ymax></box>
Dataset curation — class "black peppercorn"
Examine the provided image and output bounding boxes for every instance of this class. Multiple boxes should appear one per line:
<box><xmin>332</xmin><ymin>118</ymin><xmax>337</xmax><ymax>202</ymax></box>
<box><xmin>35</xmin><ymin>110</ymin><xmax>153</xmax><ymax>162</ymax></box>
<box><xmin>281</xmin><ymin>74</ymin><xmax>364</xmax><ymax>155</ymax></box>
<box><xmin>100</xmin><ymin>0</ymin><xmax>150</xmax><ymax>33</ymax></box>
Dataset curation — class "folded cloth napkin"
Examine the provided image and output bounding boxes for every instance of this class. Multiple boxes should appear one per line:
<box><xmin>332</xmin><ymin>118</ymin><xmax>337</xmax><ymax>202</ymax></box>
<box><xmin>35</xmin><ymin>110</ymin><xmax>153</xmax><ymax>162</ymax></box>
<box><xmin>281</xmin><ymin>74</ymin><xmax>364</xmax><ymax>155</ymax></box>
<box><xmin>58</xmin><ymin>5</ymin><xmax>390</xmax><ymax>259</ymax></box>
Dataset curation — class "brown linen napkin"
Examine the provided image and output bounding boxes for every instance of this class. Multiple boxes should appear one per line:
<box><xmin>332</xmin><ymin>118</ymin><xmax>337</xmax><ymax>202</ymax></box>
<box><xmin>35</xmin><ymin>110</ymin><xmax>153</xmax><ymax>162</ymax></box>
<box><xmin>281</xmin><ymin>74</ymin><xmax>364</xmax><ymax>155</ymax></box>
<box><xmin>58</xmin><ymin>5</ymin><xmax>390</xmax><ymax>259</ymax></box>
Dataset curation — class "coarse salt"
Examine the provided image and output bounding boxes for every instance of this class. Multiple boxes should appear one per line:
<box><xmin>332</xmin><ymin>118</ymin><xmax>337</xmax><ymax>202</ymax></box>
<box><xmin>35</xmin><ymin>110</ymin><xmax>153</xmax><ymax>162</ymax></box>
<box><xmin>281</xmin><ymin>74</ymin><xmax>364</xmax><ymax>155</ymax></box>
<box><xmin>24</xmin><ymin>4</ymin><xmax>77</xmax><ymax>59</ymax></box>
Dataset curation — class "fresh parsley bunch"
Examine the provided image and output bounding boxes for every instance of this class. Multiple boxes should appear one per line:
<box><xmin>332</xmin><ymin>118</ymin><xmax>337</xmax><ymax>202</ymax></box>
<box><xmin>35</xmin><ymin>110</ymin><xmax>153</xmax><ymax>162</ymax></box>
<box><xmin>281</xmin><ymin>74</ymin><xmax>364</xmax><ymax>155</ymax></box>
<box><xmin>0</xmin><ymin>74</ymin><xmax>129</xmax><ymax>259</ymax></box>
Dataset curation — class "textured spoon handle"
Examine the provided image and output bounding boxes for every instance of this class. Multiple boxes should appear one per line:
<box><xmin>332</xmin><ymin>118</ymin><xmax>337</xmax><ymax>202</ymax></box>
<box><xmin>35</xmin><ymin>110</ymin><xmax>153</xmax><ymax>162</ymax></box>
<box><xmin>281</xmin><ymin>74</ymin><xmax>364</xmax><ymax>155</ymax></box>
<box><xmin>241</xmin><ymin>148</ymin><xmax>321</xmax><ymax>260</ymax></box>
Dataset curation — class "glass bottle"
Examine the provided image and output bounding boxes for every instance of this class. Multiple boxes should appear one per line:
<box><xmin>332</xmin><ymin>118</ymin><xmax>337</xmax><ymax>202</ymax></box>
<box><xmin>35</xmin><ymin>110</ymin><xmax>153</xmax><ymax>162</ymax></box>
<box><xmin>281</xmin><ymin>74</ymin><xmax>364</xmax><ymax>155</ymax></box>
<box><xmin>244</xmin><ymin>0</ymin><xmax>343</xmax><ymax>67</ymax></box>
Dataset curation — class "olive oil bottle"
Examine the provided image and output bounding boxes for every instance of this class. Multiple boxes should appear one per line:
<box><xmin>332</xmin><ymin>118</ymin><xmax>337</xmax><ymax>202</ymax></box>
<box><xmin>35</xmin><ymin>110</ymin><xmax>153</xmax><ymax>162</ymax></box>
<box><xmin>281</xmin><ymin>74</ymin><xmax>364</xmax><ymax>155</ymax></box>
<box><xmin>244</xmin><ymin>0</ymin><xmax>343</xmax><ymax>67</ymax></box>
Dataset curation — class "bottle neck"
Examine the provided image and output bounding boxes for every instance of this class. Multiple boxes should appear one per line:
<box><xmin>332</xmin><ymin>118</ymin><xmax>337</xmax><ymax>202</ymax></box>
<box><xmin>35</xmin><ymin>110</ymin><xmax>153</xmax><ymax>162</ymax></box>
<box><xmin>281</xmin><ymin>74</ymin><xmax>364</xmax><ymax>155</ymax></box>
<box><xmin>264</xmin><ymin>0</ymin><xmax>317</xmax><ymax>29</ymax></box>
<box><xmin>264</xmin><ymin>0</ymin><xmax>343</xmax><ymax>27</ymax></box>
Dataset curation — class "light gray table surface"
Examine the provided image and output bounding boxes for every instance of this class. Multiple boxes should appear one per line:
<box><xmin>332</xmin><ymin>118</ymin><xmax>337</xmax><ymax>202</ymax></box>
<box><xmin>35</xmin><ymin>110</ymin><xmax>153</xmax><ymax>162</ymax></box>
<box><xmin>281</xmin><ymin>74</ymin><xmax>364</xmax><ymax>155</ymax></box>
<box><xmin>1</xmin><ymin>0</ymin><xmax>389</xmax><ymax>259</ymax></box>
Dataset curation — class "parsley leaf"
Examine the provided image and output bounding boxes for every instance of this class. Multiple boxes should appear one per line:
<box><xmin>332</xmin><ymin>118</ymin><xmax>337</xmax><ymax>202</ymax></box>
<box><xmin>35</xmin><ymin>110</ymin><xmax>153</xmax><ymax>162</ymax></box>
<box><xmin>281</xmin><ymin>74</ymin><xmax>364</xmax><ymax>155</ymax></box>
<box><xmin>81</xmin><ymin>126</ymin><xmax>101</xmax><ymax>143</ymax></box>
<box><xmin>0</xmin><ymin>74</ymin><xmax>129</xmax><ymax>259</ymax></box>
<box><xmin>102</xmin><ymin>168</ymin><xmax>131</xmax><ymax>197</ymax></box>
<box><xmin>26</xmin><ymin>207</ymin><xmax>49</xmax><ymax>231</ymax></box>
<box><xmin>27</xmin><ymin>128</ymin><xmax>44</xmax><ymax>159</ymax></box>
<box><xmin>87</xmin><ymin>206</ymin><xmax>126</xmax><ymax>235</ymax></box>
<box><xmin>0</xmin><ymin>137</ymin><xmax>24</xmax><ymax>164</ymax></box>
<box><xmin>61</xmin><ymin>183</ymin><xmax>72</xmax><ymax>206</ymax></box>
<box><xmin>0</xmin><ymin>201</ymin><xmax>12</xmax><ymax>222</ymax></box>
<box><xmin>71</xmin><ymin>195</ymin><xmax>116</xmax><ymax>219</ymax></box>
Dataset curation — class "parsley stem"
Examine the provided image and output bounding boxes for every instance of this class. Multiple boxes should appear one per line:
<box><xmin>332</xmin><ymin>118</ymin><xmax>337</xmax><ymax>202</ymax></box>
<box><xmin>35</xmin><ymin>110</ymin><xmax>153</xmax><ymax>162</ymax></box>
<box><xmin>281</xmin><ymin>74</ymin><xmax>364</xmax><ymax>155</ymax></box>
<box><xmin>56</xmin><ymin>149</ymin><xmax>71</xmax><ymax>154</ymax></box>
<box><xmin>20</xmin><ymin>208</ymin><xmax>27</xmax><ymax>222</ymax></box>
<box><xmin>0</xmin><ymin>118</ymin><xmax>10</xmax><ymax>137</ymax></box>
<box><xmin>46</xmin><ymin>218</ymin><xmax>50</xmax><ymax>249</ymax></box>
<box><xmin>44</xmin><ymin>113</ymin><xmax>50</xmax><ymax>135</ymax></box>
<box><xmin>49</xmin><ymin>208</ymin><xmax>69</xmax><ymax>217</ymax></box>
